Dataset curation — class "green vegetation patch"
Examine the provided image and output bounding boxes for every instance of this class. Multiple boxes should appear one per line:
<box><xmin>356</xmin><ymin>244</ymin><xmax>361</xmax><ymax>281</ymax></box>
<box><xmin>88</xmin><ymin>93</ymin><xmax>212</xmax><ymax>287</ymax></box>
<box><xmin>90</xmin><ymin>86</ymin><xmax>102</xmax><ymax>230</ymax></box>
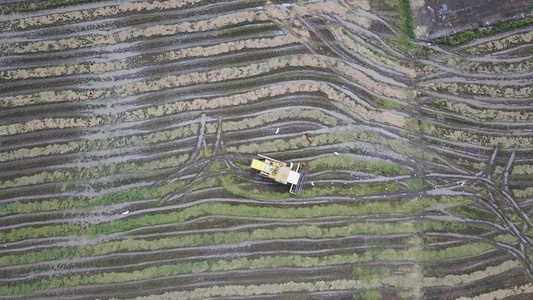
<box><xmin>412</xmin><ymin>242</ymin><xmax>493</xmax><ymax>261</ymax></box>
<box><xmin>209</xmin><ymin>161</ymin><xmax>230</xmax><ymax>172</ymax></box>
<box><xmin>357</xmin><ymin>289</ymin><xmax>382</xmax><ymax>300</ymax></box>
<box><xmin>436</xmin><ymin>18</ymin><xmax>533</xmax><ymax>46</ymax></box>
<box><xmin>308</xmin><ymin>155</ymin><xmax>410</xmax><ymax>176</ymax></box>
<box><xmin>353</xmin><ymin>267</ymin><xmax>393</xmax><ymax>281</ymax></box>
<box><xmin>390</xmin><ymin>37</ymin><xmax>417</xmax><ymax>52</ymax></box>
<box><xmin>0</xmin><ymin>197</ymin><xmax>80</xmax><ymax>217</ymax></box>
<box><xmin>405</xmin><ymin>178</ymin><xmax>425</xmax><ymax>190</ymax></box>
<box><xmin>405</xmin><ymin>119</ymin><xmax>435</xmax><ymax>134</ymax></box>
<box><xmin>216</xmin><ymin>23</ymin><xmax>279</xmax><ymax>38</ymax></box>
<box><xmin>415</xmin><ymin>219</ymin><xmax>475</xmax><ymax>233</ymax></box>
<box><xmin>370</xmin><ymin>0</ymin><xmax>415</xmax><ymax>38</ymax></box>
<box><xmin>200</xmin><ymin>147</ymin><xmax>213</xmax><ymax>158</ymax></box>
<box><xmin>399</xmin><ymin>0</ymin><xmax>415</xmax><ymax>39</ymax></box>
<box><xmin>188</xmin><ymin>178</ymin><xmax>219</xmax><ymax>192</ymax></box>
<box><xmin>374</xmin><ymin>97</ymin><xmax>400</xmax><ymax>110</ymax></box>
<box><xmin>372</xmin><ymin>0</ymin><xmax>416</xmax><ymax>48</ymax></box>
<box><xmin>447</xmin><ymin>205</ymin><xmax>501</xmax><ymax>224</ymax></box>
<box><xmin>0</xmin><ymin>224</ymin><xmax>84</xmax><ymax>243</ymax></box>
<box><xmin>493</xmin><ymin>234</ymin><xmax>518</xmax><ymax>244</ymax></box>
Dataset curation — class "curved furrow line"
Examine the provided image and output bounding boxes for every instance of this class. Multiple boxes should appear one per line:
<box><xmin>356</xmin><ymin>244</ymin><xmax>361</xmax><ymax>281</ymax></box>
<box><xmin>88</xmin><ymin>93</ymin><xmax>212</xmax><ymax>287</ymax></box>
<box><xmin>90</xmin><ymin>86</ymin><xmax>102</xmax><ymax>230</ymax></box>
<box><xmin>0</xmin><ymin>22</ymin><xmax>283</xmax><ymax>71</ymax></box>
<box><xmin>0</xmin><ymin>129</ymin><xmax>198</xmax><ymax>165</ymax></box>
<box><xmin>417</xmin><ymin>59</ymin><xmax>533</xmax><ymax>79</ymax></box>
<box><xmin>0</xmin><ymin>241</ymin><xmax>493</xmax><ymax>295</ymax></box>
<box><xmin>0</xmin><ymin>195</ymin><xmax>469</xmax><ymax>245</ymax></box>
<box><xmin>421</xmin><ymin>89</ymin><xmax>532</xmax><ymax>109</ymax></box>
<box><xmin>0</xmin><ymin>0</ymin><xmax>254</xmax><ymax>33</ymax></box>
<box><xmin>0</xmin><ymin>152</ymin><xmax>190</xmax><ymax>190</ymax></box>
<box><xmin>2</xmin><ymin>235</ymin><xmax>412</xmax><ymax>281</ymax></box>
<box><xmin>0</xmin><ymin>139</ymin><xmax>196</xmax><ymax>179</ymax></box>
<box><xmin>0</xmin><ymin>215</ymin><xmax>418</xmax><ymax>257</ymax></box>
<box><xmin>0</xmin><ymin>0</ymin><xmax>139</xmax><ymax>21</ymax></box>
<box><xmin>416</xmin><ymin>114</ymin><xmax>533</xmax><ymax>140</ymax></box>
<box><xmin>0</xmin><ymin>8</ymin><xmax>271</xmax><ymax>53</ymax></box>
<box><xmin>3</xmin><ymin>241</ymin><xmax>408</xmax><ymax>279</ymax></box>
<box><xmin>419</xmin><ymin>105</ymin><xmax>533</xmax><ymax>127</ymax></box>
<box><xmin>0</xmin><ymin>116</ymin><xmax>201</xmax><ymax>154</ymax></box>
<box><xmin>0</xmin><ymin>39</ymin><xmax>303</xmax><ymax>89</ymax></box>
<box><xmin>454</xmin><ymin>26</ymin><xmax>533</xmax><ymax>50</ymax></box>
<box><xmin>28</xmin><ymin>266</ymin><xmax>401</xmax><ymax>299</ymax></box>
<box><xmin>1</xmin><ymin>56</ymin><xmax>407</xmax><ymax>120</ymax></box>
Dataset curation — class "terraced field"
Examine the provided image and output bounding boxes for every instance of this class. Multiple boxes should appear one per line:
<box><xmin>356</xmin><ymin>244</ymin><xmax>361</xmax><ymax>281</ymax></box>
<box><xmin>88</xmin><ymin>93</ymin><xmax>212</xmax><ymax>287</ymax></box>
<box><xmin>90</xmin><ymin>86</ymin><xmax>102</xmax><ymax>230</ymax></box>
<box><xmin>1</xmin><ymin>0</ymin><xmax>533</xmax><ymax>299</ymax></box>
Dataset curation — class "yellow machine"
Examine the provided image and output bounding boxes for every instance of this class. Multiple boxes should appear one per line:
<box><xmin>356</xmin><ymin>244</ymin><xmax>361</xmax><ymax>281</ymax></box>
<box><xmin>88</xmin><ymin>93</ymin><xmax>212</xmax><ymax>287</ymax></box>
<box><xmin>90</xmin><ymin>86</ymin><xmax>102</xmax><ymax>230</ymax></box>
<box><xmin>250</xmin><ymin>154</ymin><xmax>308</xmax><ymax>195</ymax></box>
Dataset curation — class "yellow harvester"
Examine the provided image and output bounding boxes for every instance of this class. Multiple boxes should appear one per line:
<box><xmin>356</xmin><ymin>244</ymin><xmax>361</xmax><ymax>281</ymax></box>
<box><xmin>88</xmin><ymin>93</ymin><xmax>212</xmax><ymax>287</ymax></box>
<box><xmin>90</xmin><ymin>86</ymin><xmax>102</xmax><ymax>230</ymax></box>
<box><xmin>250</xmin><ymin>154</ymin><xmax>308</xmax><ymax>195</ymax></box>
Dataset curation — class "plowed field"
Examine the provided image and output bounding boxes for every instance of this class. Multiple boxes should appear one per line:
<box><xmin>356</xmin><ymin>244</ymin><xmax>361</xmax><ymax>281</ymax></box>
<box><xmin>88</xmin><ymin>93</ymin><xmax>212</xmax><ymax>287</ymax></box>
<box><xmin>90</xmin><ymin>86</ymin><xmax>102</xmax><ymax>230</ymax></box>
<box><xmin>1</xmin><ymin>0</ymin><xmax>533</xmax><ymax>299</ymax></box>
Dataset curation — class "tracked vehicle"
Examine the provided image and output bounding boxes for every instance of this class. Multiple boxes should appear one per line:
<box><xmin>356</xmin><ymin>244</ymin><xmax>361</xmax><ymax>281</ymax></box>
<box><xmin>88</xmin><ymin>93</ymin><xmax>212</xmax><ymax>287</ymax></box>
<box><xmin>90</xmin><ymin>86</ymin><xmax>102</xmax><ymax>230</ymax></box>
<box><xmin>250</xmin><ymin>154</ymin><xmax>308</xmax><ymax>195</ymax></box>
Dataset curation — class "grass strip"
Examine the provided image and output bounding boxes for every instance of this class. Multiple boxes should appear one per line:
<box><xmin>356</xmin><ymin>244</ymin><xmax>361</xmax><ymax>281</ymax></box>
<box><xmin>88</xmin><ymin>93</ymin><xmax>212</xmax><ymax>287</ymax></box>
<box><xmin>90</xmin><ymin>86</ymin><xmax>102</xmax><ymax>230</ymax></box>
<box><xmin>374</xmin><ymin>97</ymin><xmax>400</xmax><ymax>110</ymax></box>
<box><xmin>0</xmin><ymin>154</ymin><xmax>189</xmax><ymax>189</ymax></box>
<box><xmin>436</xmin><ymin>18</ymin><xmax>533</xmax><ymax>46</ymax></box>
<box><xmin>301</xmin><ymin>182</ymin><xmax>405</xmax><ymax>198</ymax></box>
<box><xmin>228</xmin><ymin>129</ymin><xmax>431</xmax><ymax>160</ymax></box>
<box><xmin>110</xmin><ymin>277</ymin><xmax>413</xmax><ymax>300</ymax></box>
<box><xmin>0</xmin><ymin>243</ymin><xmax>493</xmax><ymax>295</ymax></box>
<box><xmin>0</xmin><ymin>197</ymin><xmax>470</xmax><ymax>243</ymax></box>
<box><xmin>1</xmin><ymin>220</ymin><xmax>474</xmax><ymax>267</ymax></box>
<box><xmin>222</xmin><ymin>108</ymin><xmax>337</xmax><ymax>132</ymax></box>
<box><xmin>0</xmin><ymin>0</ymin><xmax>95</xmax><ymax>14</ymax></box>
<box><xmin>220</xmin><ymin>176</ymin><xmax>406</xmax><ymax>200</ymax></box>
<box><xmin>0</xmin><ymin>182</ymin><xmax>187</xmax><ymax>217</ymax></box>
<box><xmin>399</xmin><ymin>0</ymin><xmax>415</xmax><ymax>39</ymax></box>
<box><xmin>308</xmin><ymin>155</ymin><xmax>410</xmax><ymax>176</ymax></box>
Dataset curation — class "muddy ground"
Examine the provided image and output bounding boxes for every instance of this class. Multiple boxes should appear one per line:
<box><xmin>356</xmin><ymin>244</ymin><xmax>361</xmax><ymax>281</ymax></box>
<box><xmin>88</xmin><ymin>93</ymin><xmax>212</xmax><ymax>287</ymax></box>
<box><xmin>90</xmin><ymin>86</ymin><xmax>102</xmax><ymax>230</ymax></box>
<box><xmin>413</xmin><ymin>0</ymin><xmax>533</xmax><ymax>39</ymax></box>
